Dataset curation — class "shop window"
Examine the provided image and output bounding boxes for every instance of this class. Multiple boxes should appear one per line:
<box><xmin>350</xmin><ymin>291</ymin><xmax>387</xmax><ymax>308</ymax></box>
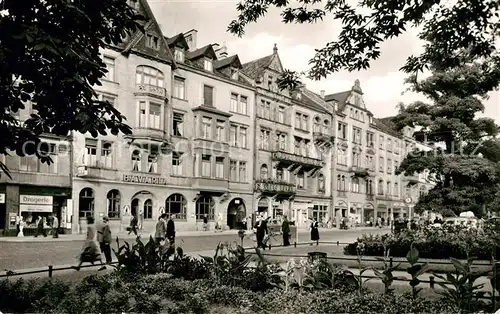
<box><xmin>195</xmin><ymin>195</ymin><xmax>215</xmax><ymax>220</ymax></box>
<box><xmin>78</xmin><ymin>188</ymin><xmax>94</xmax><ymax>218</ymax></box>
<box><xmin>106</xmin><ymin>189</ymin><xmax>121</xmax><ymax>219</ymax></box>
<box><xmin>165</xmin><ymin>193</ymin><xmax>187</xmax><ymax>220</ymax></box>
<box><xmin>143</xmin><ymin>199</ymin><xmax>153</xmax><ymax>219</ymax></box>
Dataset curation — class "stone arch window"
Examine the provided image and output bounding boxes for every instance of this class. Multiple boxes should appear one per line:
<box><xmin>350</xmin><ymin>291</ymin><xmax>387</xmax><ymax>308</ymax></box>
<box><xmin>260</xmin><ymin>164</ymin><xmax>268</xmax><ymax>179</ymax></box>
<box><xmin>323</xmin><ymin>119</ymin><xmax>330</xmax><ymax>133</ymax></box>
<box><xmin>132</xmin><ymin>150</ymin><xmax>141</xmax><ymax>171</ymax></box>
<box><xmin>143</xmin><ymin>199</ymin><xmax>153</xmax><ymax>219</ymax></box>
<box><xmin>313</xmin><ymin>116</ymin><xmax>321</xmax><ymax>132</ymax></box>
<box><xmin>378</xmin><ymin>179</ymin><xmax>384</xmax><ymax>195</ymax></box>
<box><xmin>106</xmin><ymin>189</ymin><xmax>121</xmax><ymax>219</ymax></box>
<box><xmin>79</xmin><ymin>188</ymin><xmax>94</xmax><ymax>218</ymax></box>
<box><xmin>165</xmin><ymin>193</ymin><xmax>187</xmax><ymax>220</ymax></box>
<box><xmin>196</xmin><ymin>195</ymin><xmax>215</xmax><ymax>220</ymax></box>
<box><xmin>276</xmin><ymin>167</ymin><xmax>284</xmax><ymax>181</ymax></box>
<box><xmin>351</xmin><ymin>177</ymin><xmax>360</xmax><ymax>193</ymax></box>
<box><xmin>366</xmin><ymin>179</ymin><xmax>373</xmax><ymax>195</ymax></box>
<box><xmin>386</xmin><ymin>181</ymin><xmax>392</xmax><ymax>196</ymax></box>
<box><xmin>318</xmin><ymin>173</ymin><xmax>325</xmax><ymax>192</ymax></box>
<box><xmin>136</xmin><ymin>65</ymin><xmax>164</xmax><ymax>88</ymax></box>
<box><xmin>394</xmin><ymin>183</ymin><xmax>399</xmax><ymax>196</ymax></box>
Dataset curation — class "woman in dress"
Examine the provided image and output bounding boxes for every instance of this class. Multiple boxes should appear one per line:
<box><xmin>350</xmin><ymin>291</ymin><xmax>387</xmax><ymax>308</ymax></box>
<box><xmin>73</xmin><ymin>216</ymin><xmax>103</xmax><ymax>271</ymax></box>
<box><xmin>17</xmin><ymin>217</ymin><xmax>25</xmax><ymax>237</ymax></box>
<box><xmin>310</xmin><ymin>218</ymin><xmax>320</xmax><ymax>244</ymax></box>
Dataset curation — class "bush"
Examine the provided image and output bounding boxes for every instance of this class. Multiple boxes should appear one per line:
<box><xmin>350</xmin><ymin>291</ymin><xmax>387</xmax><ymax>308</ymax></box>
<box><xmin>344</xmin><ymin>225</ymin><xmax>500</xmax><ymax>260</ymax></box>
<box><xmin>0</xmin><ymin>273</ymin><xmax>468</xmax><ymax>314</ymax></box>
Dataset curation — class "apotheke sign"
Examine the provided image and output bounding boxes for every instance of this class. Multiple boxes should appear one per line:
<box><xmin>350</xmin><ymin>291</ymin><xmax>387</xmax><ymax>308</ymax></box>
<box><xmin>20</xmin><ymin>195</ymin><xmax>53</xmax><ymax>205</ymax></box>
<box><xmin>123</xmin><ymin>174</ymin><xmax>169</xmax><ymax>185</ymax></box>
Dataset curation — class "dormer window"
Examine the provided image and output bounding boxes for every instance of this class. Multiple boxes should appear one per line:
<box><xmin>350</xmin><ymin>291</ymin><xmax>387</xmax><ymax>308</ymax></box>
<box><xmin>174</xmin><ymin>49</ymin><xmax>184</xmax><ymax>62</ymax></box>
<box><xmin>146</xmin><ymin>34</ymin><xmax>160</xmax><ymax>50</ymax></box>
<box><xmin>268</xmin><ymin>76</ymin><xmax>273</xmax><ymax>89</ymax></box>
<box><xmin>230</xmin><ymin>68</ymin><xmax>238</xmax><ymax>80</ymax></box>
<box><xmin>204</xmin><ymin>59</ymin><xmax>213</xmax><ymax>72</ymax></box>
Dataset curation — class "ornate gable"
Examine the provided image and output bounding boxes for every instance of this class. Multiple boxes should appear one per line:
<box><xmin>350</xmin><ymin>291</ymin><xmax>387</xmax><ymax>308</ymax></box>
<box><xmin>121</xmin><ymin>0</ymin><xmax>175</xmax><ymax>64</ymax></box>
<box><xmin>267</xmin><ymin>54</ymin><xmax>284</xmax><ymax>73</ymax></box>
<box><xmin>346</xmin><ymin>79</ymin><xmax>366</xmax><ymax>109</ymax></box>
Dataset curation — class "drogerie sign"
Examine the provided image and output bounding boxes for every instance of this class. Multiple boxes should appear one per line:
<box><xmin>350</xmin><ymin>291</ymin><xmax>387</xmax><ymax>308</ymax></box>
<box><xmin>123</xmin><ymin>174</ymin><xmax>168</xmax><ymax>185</ymax></box>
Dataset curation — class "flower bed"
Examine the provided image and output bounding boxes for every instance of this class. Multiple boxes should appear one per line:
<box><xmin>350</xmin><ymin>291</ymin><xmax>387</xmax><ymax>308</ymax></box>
<box><xmin>344</xmin><ymin>224</ymin><xmax>500</xmax><ymax>260</ymax></box>
<box><xmin>0</xmin><ymin>273</ymin><xmax>461</xmax><ymax>314</ymax></box>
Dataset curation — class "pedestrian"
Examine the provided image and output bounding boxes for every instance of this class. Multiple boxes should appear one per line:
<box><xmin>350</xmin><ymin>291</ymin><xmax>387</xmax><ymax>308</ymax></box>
<box><xmin>34</xmin><ymin>216</ymin><xmax>47</xmax><ymax>237</ymax></box>
<box><xmin>255</xmin><ymin>215</ymin><xmax>268</xmax><ymax>250</ymax></box>
<box><xmin>281</xmin><ymin>215</ymin><xmax>290</xmax><ymax>246</ymax></box>
<box><xmin>73</xmin><ymin>216</ymin><xmax>103</xmax><ymax>271</ymax></box>
<box><xmin>128</xmin><ymin>214</ymin><xmax>138</xmax><ymax>236</ymax></box>
<box><xmin>166</xmin><ymin>214</ymin><xmax>176</xmax><ymax>245</ymax></box>
<box><xmin>51</xmin><ymin>214</ymin><xmax>59</xmax><ymax>238</ymax></box>
<box><xmin>97</xmin><ymin>216</ymin><xmax>112</xmax><ymax>265</ymax></box>
<box><xmin>17</xmin><ymin>217</ymin><xmax>25</xmax><ymax>237</ymax></box>
<box><xmin>138</xmin><ymin>206</ymin><xmax>144</xmax><ymax>230</ymax></box>
<box><xmin>154</xmin><ymin>214</ymin><xmax>167</xmax><ymax>245</ymax></box>
<box><xmin>203</xmin><ymin>214</ymin><xmax>209</xmax><ymax>231</ymax></box>
<box><xmin>310</xmin><ymin>218</ymin><xmax>319</xmax><ymax>244</ymax></box>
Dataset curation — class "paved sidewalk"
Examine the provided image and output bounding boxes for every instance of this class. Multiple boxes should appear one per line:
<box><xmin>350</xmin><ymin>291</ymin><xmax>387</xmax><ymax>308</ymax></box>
<box><xmin>0</xmin><ymin>227</ymin><xmax>386</xmax><ymax>243</ymax></box>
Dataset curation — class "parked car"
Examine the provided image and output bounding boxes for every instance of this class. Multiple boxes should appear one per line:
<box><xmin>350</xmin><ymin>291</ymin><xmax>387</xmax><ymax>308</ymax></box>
<box><xmin>443</xmin><ymin>217</ymin><xmax>479</xmax><ymax>228</ymax></box>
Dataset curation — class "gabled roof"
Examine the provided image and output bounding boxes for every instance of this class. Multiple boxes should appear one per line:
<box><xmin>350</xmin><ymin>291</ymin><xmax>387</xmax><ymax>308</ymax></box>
<box><xmin>324</xmin><ymin>90</ymin><xmax>351</xmax><ymax>104</ymax></box>
<box><xmin>186</xmin><ymin>45</ymin><xmax>217</xmax><ymax>61</ymax></box>
<box><xmin>121</xmin><ymin>0</ymin><xmax>176</xmax><ymax>67</ymax></box>
<box><xmin>165</xmin><ymin>33</ymin><xmax>189</xmax><ymax>50</ymax></box>
<box><xmin>214</xmin><ymin>55</ymin><xmax>242</xmax><ymax>69</ymax></box>
<box><xmin>241</xmin><ymin>54</ymin><xmax>274</xmax><ymax>79</ymax></box>
<box><xmin>300</xmin><ymin>88</ymin><xmax>331</xmax><ymax>115</ymax></box>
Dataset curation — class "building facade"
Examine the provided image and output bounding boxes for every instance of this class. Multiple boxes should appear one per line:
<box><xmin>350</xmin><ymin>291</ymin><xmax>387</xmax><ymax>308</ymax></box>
<box><xmin>0</xmin><ymin>102</ymin><xmax>72</xmax><ymax>234</ymax></box>
<box><xmin>323</xmin><ymin>81</ymin><xmax>433</xmax><ymax>226</ymax></box>
<box><xmin>72</xmin><ymin>0</ymin><xmax>256</xmax><ymax>233</ymax></box>
<box><xmin>240</xmin><ymin>47</ymin><xmax>335</xmax><ymax>228</ymax></box>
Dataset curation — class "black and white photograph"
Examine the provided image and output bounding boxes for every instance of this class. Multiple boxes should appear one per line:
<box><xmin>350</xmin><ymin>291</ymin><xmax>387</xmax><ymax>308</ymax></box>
<box><xmin>0</xmin><ymin>0</ymin><xmax>500</xmax><ymax>313</ymax></box>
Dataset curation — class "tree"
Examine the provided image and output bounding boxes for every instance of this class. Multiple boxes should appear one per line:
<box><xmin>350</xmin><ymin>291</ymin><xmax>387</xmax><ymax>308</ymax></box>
<box><xmin>228</xmin><ymin>0</ymin><xmax>500</xmax><ymax>80</ymax></box>
<box><xmin>0</xmin><ymin>0</ymin><xmax>143</xmax><ymax>177</ymax></box>
<box><xmin>391</xmin><ymin>60</ymin><xmax>500</xmax><ymax>216</ymax></box>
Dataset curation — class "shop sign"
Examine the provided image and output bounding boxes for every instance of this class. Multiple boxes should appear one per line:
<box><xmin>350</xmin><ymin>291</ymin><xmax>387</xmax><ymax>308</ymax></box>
<box><xmin>123</xmin><ymin>174</ymin><xmax>168</xmax><ymax>185</ymax></box>
<box><xmin>0</xmin><ymin>193</ymin><xmax>4</xmax><ymax>204</ymax></box>
<box><xmin>20</xmin><ymin>195</ymin><xmax>53</xmax><ymax>205</ymax></box>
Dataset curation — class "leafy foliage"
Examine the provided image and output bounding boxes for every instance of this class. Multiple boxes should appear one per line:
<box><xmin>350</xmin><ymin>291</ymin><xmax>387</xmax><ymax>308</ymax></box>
<box><xmin>0</xmin><ymin>0</ymin><xmax>143</xmax><ymax>176</ymax></box>
<box><xmin>406</xmin><ymin>244</ymin><xmax>429</xmax><ymax>298</ymax></box>
<box><xmin>228</xmin><ymin>0</ymin><xmax>500</xmax><ymax>79</ymax></box>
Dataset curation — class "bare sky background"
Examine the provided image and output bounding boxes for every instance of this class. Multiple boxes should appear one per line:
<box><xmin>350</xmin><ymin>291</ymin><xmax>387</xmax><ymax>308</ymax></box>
<box><xmin>149</xmin><ymin>0</ymin><xmax>499</xmax><ymax>122</ymax></box>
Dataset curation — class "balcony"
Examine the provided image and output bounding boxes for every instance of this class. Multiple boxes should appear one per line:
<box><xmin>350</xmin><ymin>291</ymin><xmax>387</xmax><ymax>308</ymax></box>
<box><xmin>366</xmin><ymin>194</ymin><xmax>375</xmax><ymax>201</ymax></box>
<box><xmin>135</xmin><ymin>84</ymin><xmax>166</xmax><ymax>99</ymax></box>
<box><xmin>124</xmin><ymin>128</ymin><xmax>170</xmax><ymax>147</ymax></box>
<box><xmin>271</xmin><ymin>151</ymin><xmax>324</xmax><ymax>171</ymax></box>
<box><xmin>76</xmin><ymin>165</ymin><xmax>117</xmax><ymax>180</ymax></box>
<box><xmin>337</xmin><ymin>191</ymin><xmax>347</xmax><ymax>197</ymax></box>
<box><xmin>254</xmin><ymin>179</ymin><xmax>296</xmax><ymax>196</ymax></box>
<box><xmin>313</xmin><ymin>131</ymin><xmax>334</xmax><ymax>147</ymax></box>
<box><xmin>349</xmin><ymin>166</ymin><xmax>371</xmax><ymax>178</ymax></box>
<box><xmin>403</xmin><ymin>175</ymin><xmax>419</xmax><ymax>185</ymax></box>
<box><xmin>192</xmin><ymin>177</ymin><xmax>229</xmax><ymax>193</ymax></box>
<box><xmin>376</xmin><ymin>194</ymin><xmax>395</xmax><ymax>201</ymax></box>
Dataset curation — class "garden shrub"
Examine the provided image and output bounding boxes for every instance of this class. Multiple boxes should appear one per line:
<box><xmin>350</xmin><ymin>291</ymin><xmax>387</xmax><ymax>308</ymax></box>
<box><xmin>344</xmin><ymin>225</ymin><xmax>500</xmax><ymax>260</ymax></box>
<box><xmin>0</xmin><ymin>274</ymin><xmax>467</xmax><ymax>314</ymax></box>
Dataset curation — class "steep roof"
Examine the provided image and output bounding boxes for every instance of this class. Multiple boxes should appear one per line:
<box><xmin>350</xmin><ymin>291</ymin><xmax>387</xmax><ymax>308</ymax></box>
<box><xmin>214</xmin><ymin>55</ymin><xmax>242</xmax><ymax>69</ymax></box>
<box><xmin>300</xmin><ymin>88</ymin><xmax>332</xmax><ymax>115</ymax></box>
<box><xmin>165</xmin><ymin>33</ymin><xmax>189</xmax><ymax>50</ymax></box>
<box><xmin>186</xmin><ymin>44</ymin><xmax>217</xmax><ymax>60</ymax></box>
<box><xmin>241</xmin><ymin>54</ymin><xmax>274</xmax><ymax>79</ymax></box>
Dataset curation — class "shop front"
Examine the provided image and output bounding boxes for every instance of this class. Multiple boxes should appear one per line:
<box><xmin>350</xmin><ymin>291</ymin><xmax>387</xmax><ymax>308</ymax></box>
<box><xmin>1</xmin><ymin>184</ymin><xmax>71</xmax><ymax>236</ymax></box>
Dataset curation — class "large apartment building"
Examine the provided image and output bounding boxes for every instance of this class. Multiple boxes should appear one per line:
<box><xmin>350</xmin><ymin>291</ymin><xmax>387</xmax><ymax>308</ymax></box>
<box><xmin>240</xmin><ymin>46</ymin><xmax>335</xmax><ymax>228</ymax></box>
<box><xmin>72</xmin><ymin>0</ymin><xmax>256</xmax><ymax>233</ymax></box>
<box><xmin>323</xmin><ymin>80</ymin><xmax>433</xmax><ymax>225</ymax></box>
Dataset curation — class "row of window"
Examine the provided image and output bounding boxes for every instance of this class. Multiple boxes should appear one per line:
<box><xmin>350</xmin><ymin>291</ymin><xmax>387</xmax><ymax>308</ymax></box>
<box><xmin>338</xmin><ymin>123</ymin><xmax>401</xmax><ymax>153</ymax></box>
<box><xmin>259</xmin><ymin>129</ymin><xmax>320</xmax><ymax>158</ymax></box>
<box><xmin>78</xmin><ymin>188</ymin><xmax>217</xmax><ymax>220</ymax></box>
<box><xmin>259</xmin><ymin>164</ymin><xmax>325</xmax><ymax>192</ymax></box>
<box><xmin>336</xmin><ymin>176</ymin><xmax>428</xmax><ymax>196</ymax></box>
<box><xmin>336</xmin><ymin>147</ymin><xmax>399</xmax><ymax>172</ymax></box>
<box><xmin>199</xmin><ymin>117</ymin><xmax>248</xmax><ymax>147</ymax></box>
<box><xmin>195</xmin><ymin>155</ymin><xmax>247</xmax><ymax>181</ymax></box>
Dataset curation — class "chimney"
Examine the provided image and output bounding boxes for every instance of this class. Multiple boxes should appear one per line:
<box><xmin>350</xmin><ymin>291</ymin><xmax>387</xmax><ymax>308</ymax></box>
<box><xmin>183</xmin><ymin>29</ymin><xmax>198</xmax><ymax>51</ymax></box>
<box><xmin>320</xmin><ymin>90</ymin><xmax>325</xmax><ymax>99</ymax></box>
<box><xmin>213</xmin><ymin>43</ymin><xmax>228</xmax><ymax>59</ymax></box>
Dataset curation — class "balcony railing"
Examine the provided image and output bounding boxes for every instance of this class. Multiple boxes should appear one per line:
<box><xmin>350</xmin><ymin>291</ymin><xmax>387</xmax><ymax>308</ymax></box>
<box><xmin>349</xmin><ymin>166</ymin><xmax>371</xmax><ymax>177</ymax></box>
<box><xmin>403</xmin><ymin>175</ymin><xmax>419</xmax><ymax>183</ymax></box>
<box><xmin>337</xmin><ymin>191</ymin><xmax>347</xmax><ymax>197</ymax></box>
<box><xmin>366</xmin><ymin>194</ymin><xmax>374</xmax><ymax>201</ymax></box>
<box><xmin>271</xmin><ymin>151</ymin><xmax>323</xmax><ymax>168</ymax></box>
<box><xmin>254</xmin><ymin>179</ymin><xmax>297</xmax><ymax>194</ymax></box>
<box><xmin>136</xmin><ymin>84</ymin><xmax>166</xmax><ymax>98</ymax></box>
<box><xmin>313</xmin><ymin>131</ymin><xmax>334</xmax><ymax>146</ymax></box>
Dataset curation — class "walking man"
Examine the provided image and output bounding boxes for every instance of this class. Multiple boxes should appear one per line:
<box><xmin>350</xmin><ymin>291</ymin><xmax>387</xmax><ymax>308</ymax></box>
<box><xmin>97</xmin><ymin>216</ymin><xmax>112</xmax><ymax>264</ymax></box>
<box><xmin>51</xmin><ymin>214</ymin><xmax>59</xmax><ymax>238</ymax></box>
<box><xmin>281</xmin><ymin>215</ymin><xmax>290</xmax><ymax>246</ymax></box>
<box><xmin>128</xmin><ymin>214</ymin><xmax>138</xmax><ymax>236</ymax></box>
<box><xmin>166</xmin><ymin>214</ymin><xmax>176</xmax><ymax>245</ymax></box>
<box><xmin>154</xmin><ymin>214</ymin><xmax>167</xmax><ymax>245</ymax></box>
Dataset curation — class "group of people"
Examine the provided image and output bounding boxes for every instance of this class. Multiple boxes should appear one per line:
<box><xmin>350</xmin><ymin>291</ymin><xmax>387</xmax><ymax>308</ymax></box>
<box><xmin>73</xmin><ymin>215</ymin><xmax>112</xmax><ymax>271</ymax></box>
<box><xmin>16</xmin><ymin>215</ymin><xmax>60</xmax><ymax>238</ymax></box>
<box><xmin>253</xmin><ymin>215</ymin><xmax>320</xmax><ymax>249</ymax></box>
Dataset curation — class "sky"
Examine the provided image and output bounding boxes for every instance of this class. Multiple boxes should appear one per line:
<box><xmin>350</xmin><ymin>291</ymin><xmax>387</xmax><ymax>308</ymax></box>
<box><xmin>148</xmin><ymin>0</ymin><xmax>499</xmax><ymax>122</ymax></box>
